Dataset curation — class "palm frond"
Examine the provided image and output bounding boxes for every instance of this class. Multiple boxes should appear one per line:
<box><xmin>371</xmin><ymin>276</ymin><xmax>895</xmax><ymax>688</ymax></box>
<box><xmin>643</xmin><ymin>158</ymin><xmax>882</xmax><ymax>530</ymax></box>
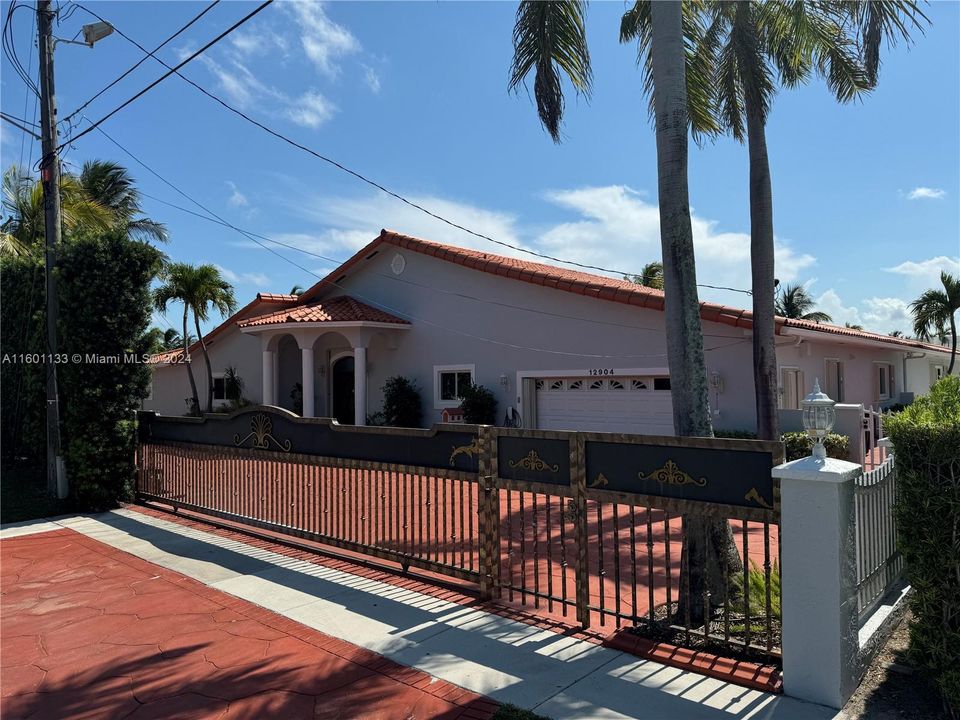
<box><xmin>509</xmin><ymin>0</ymin><xmax>592</xmax><ymax>143</ymax></box>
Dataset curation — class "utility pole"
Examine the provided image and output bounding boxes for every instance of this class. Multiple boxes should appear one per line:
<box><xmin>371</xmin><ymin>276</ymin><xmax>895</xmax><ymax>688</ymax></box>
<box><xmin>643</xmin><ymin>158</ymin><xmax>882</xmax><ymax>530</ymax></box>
<box><xmin>37</xmin><ymin>0</ymin><xmax>66</xmax><ymax>498</ymax></box>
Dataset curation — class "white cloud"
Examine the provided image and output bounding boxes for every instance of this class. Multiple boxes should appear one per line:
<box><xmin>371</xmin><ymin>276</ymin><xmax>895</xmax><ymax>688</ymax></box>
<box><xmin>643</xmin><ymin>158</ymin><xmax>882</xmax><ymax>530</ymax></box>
<box><xmin>906</xmin><ymin>187</ymin><xmax>946</xmax><ymax>200</ymax></box>
<box><xmin>230</xmin><ymin>29</ymin><xmax>289</xmax><ymax>57</ymax></box>
<box><xmin>284</xmin><ymin>1</ymin><xmax>360</xmax><ymax>78</ymax></box>
<box><xmin>215</xmin><ymin>264</ymin><xmax>270</xmax><ymax>287</ymax></box>
<box><xmin>815</xmin><ymin>289</ymin><xmax>862</xmax><ymax>328</ymax></box>
<box><xmin>363</xmin><ymin>65</ymin><xmax>381</xmax><ymax>94</ymax></box>
<box><xmin>885</xmin><ymin>256</ymin><xmax>960</xmax><ymax>284</ymax></box>
<box><xmin>536</xmin><ymin>185</ymin><xmax>815</xmax><ymax>305</ymax></box>
<box><xmin>285</xmin><ymin>90</ymin><xmax>336</xmax><ymax>128</ymax></box>
<box><xmin>226</xmin><ymin>181</ymin><xmax>248</xmax><ymax>208</ymax></box>
<box><xmin>813</xmin><ymin>291</ymin><xmax>917</xmax><ymax>335</ymax></box>
<box><xmin>270</xmin><ymin>184</ymin><xmax>817</xmax><ymax>308</ymax></box>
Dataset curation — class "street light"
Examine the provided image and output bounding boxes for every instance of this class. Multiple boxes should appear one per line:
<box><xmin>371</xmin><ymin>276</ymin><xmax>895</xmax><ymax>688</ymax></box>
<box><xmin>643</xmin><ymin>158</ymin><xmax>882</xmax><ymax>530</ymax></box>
<box><xmin>802</xmin><ymin>379</ymin><xmax>836</xmax><ymax>460</ymax></box>
<box><xmin>54</xmin><ymin>21</ymin><xmax>113</xmax><ymax>48</ymax></box>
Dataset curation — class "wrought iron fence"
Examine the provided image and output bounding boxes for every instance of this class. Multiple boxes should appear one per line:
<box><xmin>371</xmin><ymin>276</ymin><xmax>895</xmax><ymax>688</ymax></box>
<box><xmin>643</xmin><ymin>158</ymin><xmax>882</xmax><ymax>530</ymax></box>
<box><xmin>136</xmin><ymin>408</ymin><xmax>784</xmax><ymax>661</ymax></box>
<box><xmin>854</xmin><ymin>453</ymin><xmax>902</xmax><ymax>618</ymax></box>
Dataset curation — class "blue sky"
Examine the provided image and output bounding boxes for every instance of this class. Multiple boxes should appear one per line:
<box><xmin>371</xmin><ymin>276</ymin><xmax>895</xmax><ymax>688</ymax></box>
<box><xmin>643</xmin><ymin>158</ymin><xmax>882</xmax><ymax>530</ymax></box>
<box><xmin>2</xmin><ymin>0</ymin><xmax>958</xmax><ymax>335</ymax></box>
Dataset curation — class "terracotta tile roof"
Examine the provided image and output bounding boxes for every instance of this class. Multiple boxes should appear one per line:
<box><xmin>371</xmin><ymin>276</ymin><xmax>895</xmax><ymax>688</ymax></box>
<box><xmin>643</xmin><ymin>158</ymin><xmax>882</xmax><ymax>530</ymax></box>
<box><xmin>148</xmin><ymin>293</ymin><xmax>299</xmax><ymax>364</ymax></box>
<box><xmin>238</xmin><ymin>296</ymin><xmax>409</xmax><ymax>328</ymax></box>
<box><xmin>298</xmin><ymin>229</ymin><xmax>949</xmax><ymax>354</ymax></box>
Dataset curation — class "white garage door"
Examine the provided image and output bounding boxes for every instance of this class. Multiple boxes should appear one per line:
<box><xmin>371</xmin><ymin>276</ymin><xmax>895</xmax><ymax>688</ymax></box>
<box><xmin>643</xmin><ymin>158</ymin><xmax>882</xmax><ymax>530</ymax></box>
<box><xmin>535</xmin><ymin>376</ymin><xmax>675</xmax><ymax>435</ymax></box>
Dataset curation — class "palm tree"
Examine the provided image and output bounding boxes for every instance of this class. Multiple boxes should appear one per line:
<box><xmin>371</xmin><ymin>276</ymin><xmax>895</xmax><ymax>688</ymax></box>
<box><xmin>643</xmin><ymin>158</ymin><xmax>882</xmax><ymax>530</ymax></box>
<box><xmin>889</xmin><ymin>330</ymin><xmax>905</xmax><ymax>338</ymax></box>
<box><xmin>667</xmin><ymin>3</ymin><xmax>873</xmax><ymax>444</ymax></box>
<box><xmin>625</xmin><ymin>261</ymin><xmax>664</xmax><ymax>290</ymax></box>
<box><xmin>1</xmin><ymin>164</ymin><xmax>113</xmax><ymax>257</ymax></box>
<box><xmin>845</xmin><ymin>322</ymin><xmax>864</xmax><ymax>331</ymax></box>
<box><xmin>153</xmin><ymin>263</ymin><xmax>203</xmax><ymax>414</ymax></box>
<box><xmin>510</xmin><ymin>0</ymin><xmax>740</xmax><ymax>622</ymax></box>
<box><xmin>776</xmin><ymin>284</ymin><xmax>832</xmax><ymax>323</ymax></box>
<box><xmin>911</xmin><ymin>271</ymin><xmax>960</xmax><ymax>374</ymax></box>
<box><xmin>290</xmin><ymin>284</ymin><xmax>305</xmax><ymax>296</ymax></box>
<box><xmin>153</xmin><ymin>264</ymin><xmax>236</xmax><ymax>414</ymax></box>
<box><xmin>79</xmin><ymin>160</ymin><xmax>167</xmax><ymax>243</ymax></box>
<box><xmin>188</xmin><ymin>265</ymin><xmax>237</xmax><ymax>413</ymax></box>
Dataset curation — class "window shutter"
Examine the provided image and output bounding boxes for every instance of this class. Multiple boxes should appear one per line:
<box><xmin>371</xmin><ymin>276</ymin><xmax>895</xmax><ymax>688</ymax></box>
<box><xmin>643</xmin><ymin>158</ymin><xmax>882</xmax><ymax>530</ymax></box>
<box><xmin>873</xmin><ymin>365</ymin><xmax>881</xmax><ymax>402</ymax></box>
<box><xmin>889</xmin><ymin>364</ymin><xmax>896</xmax><ymax>399</ymax></box>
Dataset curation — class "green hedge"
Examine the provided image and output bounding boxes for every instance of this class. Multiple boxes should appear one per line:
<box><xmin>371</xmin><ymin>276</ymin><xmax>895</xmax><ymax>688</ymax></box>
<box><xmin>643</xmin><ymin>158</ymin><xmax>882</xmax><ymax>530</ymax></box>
<box><xmin>713</xmin><ymin>429</ymin><xmax>849</xmax><ymax>462</ymax></box>
<box><xmin>886</xmin><ymin>376</ymin><xmax>960</xmax><ymax>718</ymax></box>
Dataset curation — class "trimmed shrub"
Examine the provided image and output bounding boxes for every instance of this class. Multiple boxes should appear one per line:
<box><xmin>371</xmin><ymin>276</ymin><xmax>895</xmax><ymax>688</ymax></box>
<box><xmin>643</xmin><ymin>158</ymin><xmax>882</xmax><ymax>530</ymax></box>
<box><xmin>713</xmin><ymin>429</ymin><xmax>758</xmax><ymax>440</ymax></box>
<box><xmin>781</xmin><ymin>431</ymin><xmax>849</xmax><ymax>462</ymax></box>
<box><xmin>57</xmin><ymin>231</ymin><xmax>163</xmax><ymax>510</ymax></box>
<box><xmin>380</xmin><ymin>376</ymin><xmax>422</xmax><ymax>428</ymax></box>
<box><xmin>886</xmin><ymin>375</ymin><xmax>960</xmax><ymax>718</ymax></box>
<box><xmin>459</xmin><ymin>383</ymin><xmax>498</xmax><ymax>425</ymax></box>
<box><xmin>714</xmin><ymin>429</ymin><xmax>848</xmax><ymax>462</ymax></box>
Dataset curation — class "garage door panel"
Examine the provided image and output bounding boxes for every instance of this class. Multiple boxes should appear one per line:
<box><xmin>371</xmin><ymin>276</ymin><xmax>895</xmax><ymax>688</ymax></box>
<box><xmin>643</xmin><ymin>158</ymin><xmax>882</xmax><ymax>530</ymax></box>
<box><xmin>535</xmin><ymin>377</ymin><xmax>675</xmax><ymax>435</ymax></box>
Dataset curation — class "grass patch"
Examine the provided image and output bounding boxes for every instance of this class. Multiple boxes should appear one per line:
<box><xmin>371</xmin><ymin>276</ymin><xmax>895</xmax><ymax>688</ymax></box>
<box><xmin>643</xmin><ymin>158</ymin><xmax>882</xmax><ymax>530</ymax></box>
<box><xmin>492</xmin><ymin>704</ymin><xmax>551</xmax><ymax>720</ymax></box>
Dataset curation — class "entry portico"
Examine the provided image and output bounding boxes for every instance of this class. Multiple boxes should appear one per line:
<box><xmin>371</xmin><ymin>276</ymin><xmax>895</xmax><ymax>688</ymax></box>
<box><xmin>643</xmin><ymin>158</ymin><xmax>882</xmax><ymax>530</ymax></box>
<box><xmin>238</xmin><ymin>295</ymin><xmax>410</xmax><ymax>423</ymax></box>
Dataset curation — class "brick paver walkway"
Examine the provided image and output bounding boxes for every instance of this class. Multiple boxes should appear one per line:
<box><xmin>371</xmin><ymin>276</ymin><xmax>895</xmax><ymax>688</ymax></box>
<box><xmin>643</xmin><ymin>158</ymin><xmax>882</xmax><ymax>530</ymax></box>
<box><xmin>0</xmin><ymin>528</ymin><xmax>498</xmax><ymax>720</ymax></box>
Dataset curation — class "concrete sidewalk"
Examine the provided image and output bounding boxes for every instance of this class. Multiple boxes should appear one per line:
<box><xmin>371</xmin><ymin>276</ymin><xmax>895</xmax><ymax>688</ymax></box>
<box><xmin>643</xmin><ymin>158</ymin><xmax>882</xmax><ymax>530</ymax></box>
<box><xmin>2</xmin><ymin>510</ymin><xmax>834</xmax><ymax>720</ymax></box>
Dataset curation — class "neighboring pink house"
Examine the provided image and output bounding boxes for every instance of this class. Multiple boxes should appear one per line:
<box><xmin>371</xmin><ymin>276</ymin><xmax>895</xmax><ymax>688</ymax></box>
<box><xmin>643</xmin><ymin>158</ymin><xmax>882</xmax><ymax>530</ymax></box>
<box><xmin>146</xmin><ymin>230</ymin><xmax>953</xmax><ymax>436</ymax></box>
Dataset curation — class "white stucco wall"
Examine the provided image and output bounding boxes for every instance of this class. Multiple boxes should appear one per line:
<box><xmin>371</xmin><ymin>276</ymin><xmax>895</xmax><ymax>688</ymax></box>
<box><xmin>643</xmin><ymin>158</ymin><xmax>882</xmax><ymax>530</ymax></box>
<box><xmin>143</xmin><ymin>244</ymin><xmax>953</xmax><ymax>430</ymax></box>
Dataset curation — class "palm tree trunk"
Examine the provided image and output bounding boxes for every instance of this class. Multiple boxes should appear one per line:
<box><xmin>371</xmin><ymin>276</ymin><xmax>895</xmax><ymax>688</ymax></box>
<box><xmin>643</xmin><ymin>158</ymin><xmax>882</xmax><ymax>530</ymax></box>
<box><xmin>182</xmin><ymin>305</ymin><xmax>200</xmax><ymax>414</ymax></box>
<box><xmin>745</xmin><ymin>98</ymin><xmax>780</xmax><ymax>440</ymax></box>
<box><xmin>649</xmin><ymin>1</ymin><xmax>742</xmax><ymax>626</ymax></box>
<box><xmin>948</xmin><ymin>312</ymin><xmax>957</xmax><ymax>375</ymax></box>
<box><xmin>194</xmin><ymin>312</ymin><xmax>215</xmax><ymax>413</ymax></box>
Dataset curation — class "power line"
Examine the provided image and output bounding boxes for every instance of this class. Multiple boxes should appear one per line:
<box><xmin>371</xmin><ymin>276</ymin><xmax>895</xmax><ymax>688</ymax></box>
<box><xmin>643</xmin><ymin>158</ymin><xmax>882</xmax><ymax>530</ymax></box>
<box><xmin>67</xmin><ymin>1</ymin><xmax>753</xmax><ymax>298</ymax></box>
<box><xmin>17</xmin><ymin>0</ymin><xmax>37</xmax><ymax>168</ymax></box>
<box><xmin>89</xmin><ymin>121</ymin><xmax>750</xmax><ymax>359</ymax></box>
<box><xmin>61</xmin><ymin>0</ymin><xmax>221</xmax><ymax>126</ymax></box>
<box><xmin>56</xmin><ymin>0</ymin><xmax>272</xmax><ymax>150</ymax></box>
<box><xmin>3</xmin><ymin>1</ymin><xmax>41</xmax><ymax>98</ymax></box>
<box><xmin>1</xmin><ymin>112</ymin><xmax>42</xmax><ymax>138</ymax></box>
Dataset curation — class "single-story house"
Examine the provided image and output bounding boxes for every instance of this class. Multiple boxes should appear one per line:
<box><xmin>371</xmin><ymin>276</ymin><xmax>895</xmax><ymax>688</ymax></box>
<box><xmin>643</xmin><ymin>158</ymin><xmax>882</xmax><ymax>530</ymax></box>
<box><xmin>145</xmin><ymin>230</ymin><xmax>953</xmax><ymax>434</ymax></box>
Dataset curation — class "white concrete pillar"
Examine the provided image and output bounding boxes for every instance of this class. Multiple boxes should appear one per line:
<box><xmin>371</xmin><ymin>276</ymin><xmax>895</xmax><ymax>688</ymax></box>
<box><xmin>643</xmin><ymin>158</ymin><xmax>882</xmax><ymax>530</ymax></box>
<box><xmin>775</xmin><ymin>455</ymin><xmax>862</xmax><ymax>709</ymax></box>
<box><xmin>354</xmin><ymin>345</ymin><xmax>367</xmax><ymax>426</ymax></box>
<box><xmin>301</xmin><ymin>345</ymin><xmax>315</xmax><ymax>418</ymax></box>
<box><xmin>261</xmin><ymin>349</ymin><xmax>275</xmax><ymax>406</ymax></box>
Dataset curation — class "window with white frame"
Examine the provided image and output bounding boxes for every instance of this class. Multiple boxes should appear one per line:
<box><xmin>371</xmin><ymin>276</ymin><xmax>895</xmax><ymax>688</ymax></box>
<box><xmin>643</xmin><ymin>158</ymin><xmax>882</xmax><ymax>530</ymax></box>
<box><xmin>434</xmin><ymin>364</ymin><xmax>475</xmax><ymax>408</ymax></box>
<box><xmin>934</xmin><ymin>364</ymin><xmax>945</xmax><ymax>381</ymax></box>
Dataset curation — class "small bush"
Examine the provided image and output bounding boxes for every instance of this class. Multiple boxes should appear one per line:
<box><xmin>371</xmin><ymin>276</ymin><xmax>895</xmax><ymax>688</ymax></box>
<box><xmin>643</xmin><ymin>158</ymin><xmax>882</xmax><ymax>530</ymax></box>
<box><xmin>714</xmin><ymin>429</ymin><xmax>848</xmax><ymax>462</ymax></box>
<box><xmin>781</xmin><ymin>431</ymin><xmax>848</xmax><ymax>462</ymax></box>
<box><xmin>886</xmin><ymin>376</ymin><xmax>960</xmax><ymax>718</ymax></box>
<box><xmin>459</xmin><ymin>383</ymin><xmax>498</xmax><ymax>425</ymax></box>
<box><xmin>713</xmin><ymin>429</ymin><xmax>758</xmax><ymax>440</ymax></box>
<box><xmin>380</xmin><ymin>376</ymin><xmax>422</xmax><ymax>428</ymax></box>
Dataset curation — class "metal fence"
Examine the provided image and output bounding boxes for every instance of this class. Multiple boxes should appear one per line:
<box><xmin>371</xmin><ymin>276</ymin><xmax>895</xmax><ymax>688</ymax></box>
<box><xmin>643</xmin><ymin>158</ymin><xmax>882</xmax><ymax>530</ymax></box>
<box><xmin>136</xmin><ymin>408</ymin><xmax>784</xmax><ymax>661</ymax></box>
<box><xmin>862</xmin><ymin>407</ymin><xmax>889</xmax><ymax>470</ymax></box>
<box><xmin>854</xmin><ymin>452</ymin><xmax>902</xmax><ymax>618</ymax></box>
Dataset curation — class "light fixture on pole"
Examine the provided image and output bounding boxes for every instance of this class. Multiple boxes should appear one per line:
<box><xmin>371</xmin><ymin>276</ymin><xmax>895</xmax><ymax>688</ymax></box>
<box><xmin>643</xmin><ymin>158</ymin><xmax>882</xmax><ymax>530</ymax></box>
<box><xmin>54</xmin><ymin>21</ymin><xmax>113</xmax><ymax>48</ymax></box>
<box><xmin>802</xmin><ymin>379</ymin><xmax>836</xmax><ymax>460</ymax></box>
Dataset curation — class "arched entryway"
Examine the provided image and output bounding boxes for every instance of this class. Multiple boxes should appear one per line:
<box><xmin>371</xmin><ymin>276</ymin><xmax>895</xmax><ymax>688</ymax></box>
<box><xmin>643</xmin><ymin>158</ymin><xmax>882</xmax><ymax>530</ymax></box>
<box><xmin>331</xmin><ymin>355</ymin><xmax>355</xmax><ymax>424</ymax></box>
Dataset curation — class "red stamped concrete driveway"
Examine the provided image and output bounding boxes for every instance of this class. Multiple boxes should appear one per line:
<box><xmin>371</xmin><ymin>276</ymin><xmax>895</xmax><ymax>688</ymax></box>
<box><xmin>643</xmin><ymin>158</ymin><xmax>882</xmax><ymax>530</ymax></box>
<box><xmin>0</xmin><ymin>528</ymin><xmax>498</xmax><ymax>720</ymax></box>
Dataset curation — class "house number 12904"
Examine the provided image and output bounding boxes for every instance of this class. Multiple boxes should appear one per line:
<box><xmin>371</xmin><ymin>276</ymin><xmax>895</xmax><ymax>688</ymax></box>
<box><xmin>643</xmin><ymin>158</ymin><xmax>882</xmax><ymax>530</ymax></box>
<box><xmin>588</xmin><ymin>368</ymin><xmax>616</xmax><ymax>376</ymax></box>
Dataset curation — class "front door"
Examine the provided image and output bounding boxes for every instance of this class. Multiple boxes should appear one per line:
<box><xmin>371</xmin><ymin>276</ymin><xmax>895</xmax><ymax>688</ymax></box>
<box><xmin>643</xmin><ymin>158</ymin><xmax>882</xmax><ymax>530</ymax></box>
<box><xmin>331</xmin><ymin>356</ymin><xmax>355</xmax><ymax>424</ymax></box>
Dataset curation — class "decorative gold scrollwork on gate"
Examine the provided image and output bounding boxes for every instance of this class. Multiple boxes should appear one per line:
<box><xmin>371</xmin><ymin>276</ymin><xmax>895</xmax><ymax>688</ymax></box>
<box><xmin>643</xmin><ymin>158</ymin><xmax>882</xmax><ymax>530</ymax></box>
<box><xmin>508</xmin><ymin>450</ymin><xmax>559</xmax><ymax>473</ymax></box>
<box><xmin>744</xmin><ymin>487</ymin><xmax>774</xmax><ymax>509</ymax></box>
<box><xmin>234</xmin><ymin>413</ymin><xmax>292</xmax><ymax>453</ymax></box>
<box><xmin>449</xmin><ymin>438</ymin><xmax>480</xmax><ymax>466</ymax></box>
<box><xmin>638</xmin><ymin>459</ymin><xmax>706</xmax><ymax>487</ymax></box>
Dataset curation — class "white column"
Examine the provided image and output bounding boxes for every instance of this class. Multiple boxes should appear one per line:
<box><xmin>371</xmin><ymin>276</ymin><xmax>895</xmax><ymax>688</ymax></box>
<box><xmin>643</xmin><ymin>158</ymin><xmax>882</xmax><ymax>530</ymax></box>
<box><xmin>301</xmin><ymin>345</ymin><xmax>315</xmax><ymax>417</ymax></box>
<box><xmin>354</xmin><ymin>345</ymin><xmax>367</xmax><ymax>426</ymax></box>
<box><xmin>261</xmin><ymin>349</ymin><xmax>275</xmax><ymax>406</ymax></box>
<box><xmin>775</xmin><ymin>455</ymin><xmax>862</xmax><ymax>709</ymax></box>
